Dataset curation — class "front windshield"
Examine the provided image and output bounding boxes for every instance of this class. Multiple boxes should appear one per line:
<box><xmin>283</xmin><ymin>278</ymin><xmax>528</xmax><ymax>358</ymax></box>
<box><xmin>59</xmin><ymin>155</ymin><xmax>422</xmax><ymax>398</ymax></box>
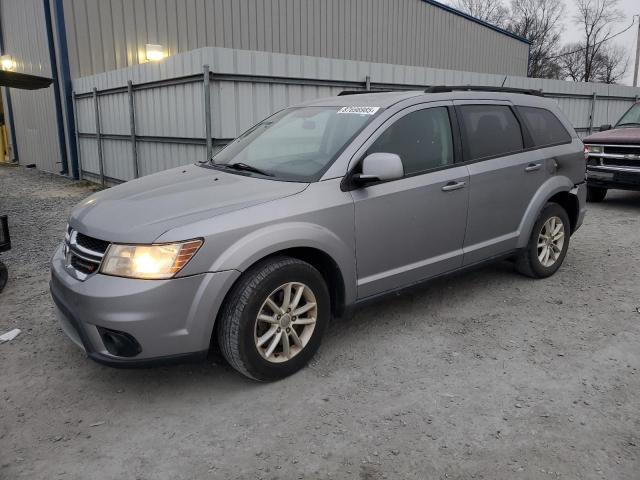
<box><xmin>617</xmin><ymin>103</ymin><xmax>640</xmax><ymax>127</ymax></box>
<box><xmin>211</xmin><ymin>106</ymin><xmax>379</xmax><ymax>182</ymax></box>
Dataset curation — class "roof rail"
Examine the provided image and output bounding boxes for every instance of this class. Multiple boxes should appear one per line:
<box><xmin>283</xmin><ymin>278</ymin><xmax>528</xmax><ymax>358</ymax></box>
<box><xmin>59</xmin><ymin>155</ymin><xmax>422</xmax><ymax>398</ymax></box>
<box><xmin>337</xmin><ymin>90</ymin><xmax>395</xmax><ymax>96</ymax></box>
<box><xmin>425</xmin><ymin>85</ymin><xmax>544</xmax><ymax>97</ymax></box>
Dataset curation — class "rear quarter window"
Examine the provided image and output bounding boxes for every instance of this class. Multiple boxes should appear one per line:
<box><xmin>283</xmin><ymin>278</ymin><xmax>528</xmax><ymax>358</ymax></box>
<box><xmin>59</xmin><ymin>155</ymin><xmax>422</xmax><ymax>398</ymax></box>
<box><xmin>518</xmin><ymin>106</ymin><xmax>572</xmax><ymax>147</ymax></box>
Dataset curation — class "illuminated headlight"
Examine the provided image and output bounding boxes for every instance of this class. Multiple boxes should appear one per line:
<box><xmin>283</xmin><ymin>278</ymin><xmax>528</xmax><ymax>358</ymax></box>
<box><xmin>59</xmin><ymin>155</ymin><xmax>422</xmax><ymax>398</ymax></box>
<box><xmin>100</xmin><ymin>240</ymin><xmax>203</xmax><ymax>279</ymax></box>
<box><xmin>586</xmin><ymin>145</ymin><xmax>603</xmax><ymax>154</ymax></box>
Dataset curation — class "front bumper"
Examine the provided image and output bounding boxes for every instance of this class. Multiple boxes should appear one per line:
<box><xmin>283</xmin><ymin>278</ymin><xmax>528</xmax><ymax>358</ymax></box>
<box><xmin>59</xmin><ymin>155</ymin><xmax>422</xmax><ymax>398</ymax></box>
<box><xmin>50</xmin><ymin>244</ymin><xmax>240</xmax><ymax>367</ymax></box>
<box><xmin>587</xmin><ymin>165</ymin><xmax>640</xmax><ymax>191</ymax></box>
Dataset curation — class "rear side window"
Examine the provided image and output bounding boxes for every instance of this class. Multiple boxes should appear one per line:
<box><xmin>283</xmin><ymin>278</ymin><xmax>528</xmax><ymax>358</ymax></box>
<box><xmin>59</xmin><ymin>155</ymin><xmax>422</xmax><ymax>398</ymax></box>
<box><xmin>518</xmin><ymin>106</ymin><xmax>571</xmax><ymax>147</ymax></box>
<box><xmin>459</xmin><ymin>105</ymin><xmax>524</xmax><ymax>160</ymax></box>
<box><xmin>367</xmin><ymin>107</ymin><xmax>454</xmax><ymax>175</ymax></box>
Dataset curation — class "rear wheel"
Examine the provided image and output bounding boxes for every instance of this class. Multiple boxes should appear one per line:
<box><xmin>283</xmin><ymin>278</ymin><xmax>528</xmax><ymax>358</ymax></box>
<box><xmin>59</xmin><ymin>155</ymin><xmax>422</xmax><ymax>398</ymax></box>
<box><xmin>217</xmin><ymin>256</ymin><xmax>330</xmax><ymax>381</ymax></box>
<box><xmin>516</xmin><ymin>203</ymin><xmax>570</xmax><ymax>279</ymax></box>
<box><xmin>587</xmin><ymin>185</ymin><xmax>607</xmax><ymax>202</ymax></box>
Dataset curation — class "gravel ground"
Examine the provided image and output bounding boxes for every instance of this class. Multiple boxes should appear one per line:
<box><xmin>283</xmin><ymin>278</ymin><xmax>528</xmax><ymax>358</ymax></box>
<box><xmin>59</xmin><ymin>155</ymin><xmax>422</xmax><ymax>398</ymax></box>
<box><xmin>1</xmin><ymin>164</ymin><xmax>639</xmax><ymax>480</ymax></box>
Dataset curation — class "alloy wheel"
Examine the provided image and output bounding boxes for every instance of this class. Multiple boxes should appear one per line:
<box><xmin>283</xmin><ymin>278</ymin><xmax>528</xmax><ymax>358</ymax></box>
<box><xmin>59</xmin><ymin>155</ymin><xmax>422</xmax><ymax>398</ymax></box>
<box><xmin>537</xmin><ymin>216</ymin><xmax>565</xmax><ymax>268</ymax></box>
<box><xmin>254</xmin><ymin>282</ymin><xmax>318</xmax><ymax>363</ymax></box>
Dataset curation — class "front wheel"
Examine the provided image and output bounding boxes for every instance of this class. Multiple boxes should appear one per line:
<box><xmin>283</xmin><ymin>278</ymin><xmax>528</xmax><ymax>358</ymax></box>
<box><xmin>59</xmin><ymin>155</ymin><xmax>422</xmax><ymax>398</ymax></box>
<box><xmin>587</xmin><ymin>186</ymin><xmax>607</xmax><ymax>202</ymax></box>
<box><xmin>217</xmin><ymin>256</ymin><xmax>330</xmax><ymax>381</ymax></box>
<box><xmin>516</xmin><ymin>203</ymin><xmax>570</xmax><ymax>279</ymax></box>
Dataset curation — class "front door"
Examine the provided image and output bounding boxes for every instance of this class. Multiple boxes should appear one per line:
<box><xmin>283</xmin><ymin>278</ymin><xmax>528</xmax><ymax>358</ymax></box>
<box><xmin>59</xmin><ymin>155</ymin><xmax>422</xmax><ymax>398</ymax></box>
<box><xmin>350</xmin><ymin>104</ymin><xmax>470</xmax><ymax>299</ymax></box>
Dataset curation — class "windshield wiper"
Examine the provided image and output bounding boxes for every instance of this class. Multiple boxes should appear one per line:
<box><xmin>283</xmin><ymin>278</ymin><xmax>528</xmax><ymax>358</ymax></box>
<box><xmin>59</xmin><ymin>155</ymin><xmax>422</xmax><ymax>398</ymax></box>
<box><xmin>617</xmin><ymin>122</ymin><xmax>640</xmax><ymax>127</ymax></box>
<box><xmin>222</xmin><ymin>162</ymin><xmax>274</xmax><ymax>176</ymax></box>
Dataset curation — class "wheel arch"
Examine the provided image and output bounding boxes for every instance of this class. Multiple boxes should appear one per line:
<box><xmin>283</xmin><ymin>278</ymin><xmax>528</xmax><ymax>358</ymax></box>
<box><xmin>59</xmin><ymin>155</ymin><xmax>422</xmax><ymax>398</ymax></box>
<box><xmin>210</xmin><ymin>222</ymin><xmax>355</xmax><ymax>318</ymax></box>
<box><xmin>516</xmin><ymin>176</ymin><xmax>576</xmax><ymax>249</ymax></box>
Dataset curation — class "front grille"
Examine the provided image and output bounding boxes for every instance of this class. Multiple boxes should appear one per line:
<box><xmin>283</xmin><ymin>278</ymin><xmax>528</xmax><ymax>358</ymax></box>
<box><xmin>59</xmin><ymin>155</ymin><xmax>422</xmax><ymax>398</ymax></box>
<box><xmin>76</xmin><ymin>232</ymin><xmax>109</xmax><ymax>254</ymax></box>
<box><xmin>66</xmin><ymin>229</ymin><xmax>110</xmax><ymax>276</ymax></box>
<box><xmin>601</xmin><ymin>158</ymin><xmax>640</xmax><ymax>168</ymax></box>
<box><xmin>71</xmin><ymin>254</ymin><xmax>101</xmax><ymax>274</ymax></box>
<box><xmin>603</xmin><ymin>145</ymin><xmax>640</xmax><ymax>156</ymax></box>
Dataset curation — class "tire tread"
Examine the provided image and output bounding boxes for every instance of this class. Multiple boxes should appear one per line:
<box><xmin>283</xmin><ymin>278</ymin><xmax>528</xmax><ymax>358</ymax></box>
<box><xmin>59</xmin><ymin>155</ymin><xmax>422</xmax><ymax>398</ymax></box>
<box><xmin>217</xmin><ymin>256</ymin><xmax>318</xmax><ymax>381</ymax></box>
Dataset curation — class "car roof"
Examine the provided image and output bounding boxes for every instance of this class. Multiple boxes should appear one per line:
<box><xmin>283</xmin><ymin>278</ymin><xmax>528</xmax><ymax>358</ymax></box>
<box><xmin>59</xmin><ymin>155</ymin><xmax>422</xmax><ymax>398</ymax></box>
<box><xmin>298</xmin><ymin>90</ymin><xmax>554</xmax><ymax>109</ymax></box>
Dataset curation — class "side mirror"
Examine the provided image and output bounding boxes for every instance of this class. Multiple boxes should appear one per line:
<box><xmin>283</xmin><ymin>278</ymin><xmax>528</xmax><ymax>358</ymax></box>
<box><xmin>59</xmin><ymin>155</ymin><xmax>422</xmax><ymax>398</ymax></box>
<box><xmin>353</xmin><ymin>153</ymin><xmax>404</xmax><ymax>185</ymax></box>
<box><xmin>599</xmin><ymin>124</ymin><xmax>612</xmax><ymax>132</ymax></box>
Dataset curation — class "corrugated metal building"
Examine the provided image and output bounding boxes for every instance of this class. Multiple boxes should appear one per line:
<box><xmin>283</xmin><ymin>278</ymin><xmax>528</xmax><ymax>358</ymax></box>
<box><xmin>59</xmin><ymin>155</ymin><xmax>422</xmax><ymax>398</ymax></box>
<box><xmin>0</xmin><ymin>0</ymin><xmax>530</xmax><ymax>177</ymax></box>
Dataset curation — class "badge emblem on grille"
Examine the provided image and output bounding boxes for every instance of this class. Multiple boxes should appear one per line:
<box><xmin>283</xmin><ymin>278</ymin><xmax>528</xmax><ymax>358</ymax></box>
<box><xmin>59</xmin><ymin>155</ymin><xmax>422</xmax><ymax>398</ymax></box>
<box><xmin>624</xmin><ymin>153</ymin><xmax>640</xmax><ymax>161</ymax></box>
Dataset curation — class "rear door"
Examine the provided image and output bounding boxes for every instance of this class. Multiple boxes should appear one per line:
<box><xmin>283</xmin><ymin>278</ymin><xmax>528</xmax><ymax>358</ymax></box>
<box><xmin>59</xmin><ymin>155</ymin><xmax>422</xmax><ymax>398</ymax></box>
<box><xmin>455</xmin><ymin>101</ymin><xmax>549</xmax><ymax>265</ymax></box>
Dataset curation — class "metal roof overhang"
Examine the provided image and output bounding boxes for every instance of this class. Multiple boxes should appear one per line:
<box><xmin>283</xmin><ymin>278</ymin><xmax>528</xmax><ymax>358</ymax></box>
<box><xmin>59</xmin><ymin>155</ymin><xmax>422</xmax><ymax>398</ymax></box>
<box><xmin>0</xmin><ymin>70</ymin><xmax>53</xmax><ymax>90</ymax></box>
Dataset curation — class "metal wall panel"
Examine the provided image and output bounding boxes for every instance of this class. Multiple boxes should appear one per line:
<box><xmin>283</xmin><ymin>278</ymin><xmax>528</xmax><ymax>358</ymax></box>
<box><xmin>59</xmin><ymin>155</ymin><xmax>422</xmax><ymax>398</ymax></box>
<box><xmin>71</xmin><ymin>46</ymin><xmax>640</xmax><ymax>185</ymax></box>
<box><xmin>135</xmin><ymin>83</ymin><xmax>205</xmax><ymax>138</ymax></box>
<box><xmin>136</xmin><ymin>142</ymin><xmax>206</xmax><ymax>177</ymax></box>
<box><xmin>0</xmin><ymin>0</ymin><xmax>63</xmax><ymax>173</ymax></box>
<box><xmin>61</xmin><ymin>0</ymin><xmax>529</xmax><ymax>79</ymax></box>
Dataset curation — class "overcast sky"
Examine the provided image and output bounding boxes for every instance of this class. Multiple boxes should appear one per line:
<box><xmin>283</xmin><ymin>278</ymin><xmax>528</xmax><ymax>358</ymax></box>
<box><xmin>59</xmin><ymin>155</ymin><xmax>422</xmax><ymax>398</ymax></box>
<box><xmin>442</xmin><ymin>0</ymin><xmax>639</xmax><ymax>86</ymax></box>
<box><xmin>561</xmin><ymin>0</ymin><xmax>638</xmax><ymax>86</ymax></box>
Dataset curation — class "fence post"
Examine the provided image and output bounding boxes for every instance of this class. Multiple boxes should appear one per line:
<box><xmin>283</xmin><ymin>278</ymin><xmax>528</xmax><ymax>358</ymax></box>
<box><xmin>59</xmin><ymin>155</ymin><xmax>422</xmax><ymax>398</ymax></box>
<box><xmin>92</xmin><ymin>87</ymin><xmax>105</xmax><ymax>187</ymax></box>
<box><xmin>365</xmin><ymin>75</ymin><xmax>371</xmax><ymax>91</ymax></box>
<box><xmin>203</xmin><ymin>64</ymin><xmax>212</xmax><ymax>161</ymax></box>
<box><xmin>127</xmin><ymin>80</ymin><xmax>139</xmax><ymax>179</ymax></box>
<box><xmin>71</xmin><ymin>91</ymin><xmax>83</xmax><ymax>181</ymax></box>
<box><xmin>588</xmin><ymin>92</ymin><xmax>597</xmax><ymax>135</ymax></box>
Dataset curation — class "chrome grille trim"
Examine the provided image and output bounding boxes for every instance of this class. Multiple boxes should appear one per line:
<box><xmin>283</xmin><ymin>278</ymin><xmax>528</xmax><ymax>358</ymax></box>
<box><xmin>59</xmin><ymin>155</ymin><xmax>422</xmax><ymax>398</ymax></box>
<box><xmin>64</xmin><ymin>229</ymin><xmax>110</xmax><ymax>278</ymax></box>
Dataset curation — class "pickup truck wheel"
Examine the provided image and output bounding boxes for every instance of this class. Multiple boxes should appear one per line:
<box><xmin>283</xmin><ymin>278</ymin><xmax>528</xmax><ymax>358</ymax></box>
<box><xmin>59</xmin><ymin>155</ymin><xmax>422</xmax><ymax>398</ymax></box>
<box><xmin>217</xmin><ymin>256</ymin><xmax>330</xmax><ymax>381</ymax></box>
<box><xmin>587</xmin><ymin>186</ymin><xmax>607</xmax><ymax>202</ymax></box>
<box><xmin>516</xmin><ymin>203</ymin><xmax>570</xmax><ymax>279</ymax></box>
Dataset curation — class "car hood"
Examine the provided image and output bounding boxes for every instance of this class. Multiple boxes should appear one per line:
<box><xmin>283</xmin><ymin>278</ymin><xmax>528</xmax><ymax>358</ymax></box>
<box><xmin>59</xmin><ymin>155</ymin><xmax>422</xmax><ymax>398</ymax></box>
<box><xmin>69</xmin><ymin>164</ymin><xmax>309</xmax><ymax>243</ymax></box>
<box><xmin>584</xmin><ymin>127</ymin><xmax>640</xmax><ymax>145</ymax></box>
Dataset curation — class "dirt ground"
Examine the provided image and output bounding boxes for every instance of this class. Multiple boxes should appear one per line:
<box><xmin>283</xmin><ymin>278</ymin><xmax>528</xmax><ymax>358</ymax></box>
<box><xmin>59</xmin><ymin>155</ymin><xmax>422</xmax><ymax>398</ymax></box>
<box><xmin>1</xmin><ymin>164</ymin><xmax>639</xmax><ymax>480</ymax></box>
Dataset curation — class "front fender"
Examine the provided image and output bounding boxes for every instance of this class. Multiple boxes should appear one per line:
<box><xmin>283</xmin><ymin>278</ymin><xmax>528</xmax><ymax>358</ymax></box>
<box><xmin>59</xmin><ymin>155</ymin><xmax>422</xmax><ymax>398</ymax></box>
<box><xmin>209</xmin><ymin>222</ymin><xmax>357</xmax><ymax>304</ymax></box>
<box><xmin>516</xmin><ymin>176</ymin><xmax>575</xmax><ymax>249</ymax></box>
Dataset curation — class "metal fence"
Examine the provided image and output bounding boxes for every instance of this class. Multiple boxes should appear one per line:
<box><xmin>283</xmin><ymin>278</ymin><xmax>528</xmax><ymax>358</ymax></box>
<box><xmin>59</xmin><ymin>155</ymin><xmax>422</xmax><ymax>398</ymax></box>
<box><xmin>72</xmin><ymin>46</ymin><xmax>640</xmax><ymax>186</ymax></box>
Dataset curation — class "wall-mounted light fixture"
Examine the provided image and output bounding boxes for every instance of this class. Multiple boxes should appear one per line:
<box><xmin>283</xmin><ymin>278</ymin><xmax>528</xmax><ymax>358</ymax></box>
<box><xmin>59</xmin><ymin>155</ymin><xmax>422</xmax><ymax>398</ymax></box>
<box><xmin>145</xmin><ymin>44</ymin><xmax>166</xmax><ymax>62</ymax></box>
<box><xmin>0</xmin><ymin>54</ymin><xmax>16</xmax><ymax>71</ymax></box>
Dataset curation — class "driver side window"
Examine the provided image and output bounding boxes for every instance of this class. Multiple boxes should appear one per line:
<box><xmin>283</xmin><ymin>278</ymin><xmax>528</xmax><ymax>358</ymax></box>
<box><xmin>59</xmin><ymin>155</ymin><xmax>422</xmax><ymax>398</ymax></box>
<box><xmin>367</xmin><ymin>107</ymin><xmax>454</xmax><ymax>175</ymax></box>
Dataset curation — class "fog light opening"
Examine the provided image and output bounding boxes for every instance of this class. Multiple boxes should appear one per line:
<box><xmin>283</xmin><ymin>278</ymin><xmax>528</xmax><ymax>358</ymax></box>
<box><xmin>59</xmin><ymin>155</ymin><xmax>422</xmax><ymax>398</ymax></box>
<box><xmin>97</xmin><ymin>327</ymin><xmax>142</xmax><ymax>357</ymax></box>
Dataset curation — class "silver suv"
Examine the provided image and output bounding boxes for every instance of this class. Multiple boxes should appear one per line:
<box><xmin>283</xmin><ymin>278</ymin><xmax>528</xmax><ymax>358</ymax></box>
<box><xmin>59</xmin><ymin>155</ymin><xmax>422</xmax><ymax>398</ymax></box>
<box><xmin>50</xmin><ymin>87</ymin><xmax>587</xmax><ymax>380</ymax></box>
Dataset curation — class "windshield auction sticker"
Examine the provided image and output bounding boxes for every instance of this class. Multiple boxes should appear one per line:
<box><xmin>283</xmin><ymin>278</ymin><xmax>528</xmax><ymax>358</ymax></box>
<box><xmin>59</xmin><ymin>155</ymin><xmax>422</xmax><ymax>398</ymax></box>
<box><xmin>337</xmin><ymin>106</ymin><xmax>380</xmax><ymax>115</ymax></box>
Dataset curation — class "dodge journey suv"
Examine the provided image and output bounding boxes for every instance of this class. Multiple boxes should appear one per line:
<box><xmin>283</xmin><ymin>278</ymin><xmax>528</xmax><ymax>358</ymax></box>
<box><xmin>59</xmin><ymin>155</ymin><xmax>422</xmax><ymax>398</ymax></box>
<box><xmin>51</xmin><ymin>86</ymin><xmax>586</xmax><ymax>380</ymax></box>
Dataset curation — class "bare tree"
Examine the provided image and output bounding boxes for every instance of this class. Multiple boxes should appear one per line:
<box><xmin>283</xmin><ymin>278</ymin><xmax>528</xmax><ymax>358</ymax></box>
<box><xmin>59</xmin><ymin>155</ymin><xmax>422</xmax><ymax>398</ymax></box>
<box><xmin>573</xmin><ymin>0</ymin><xmax>625</xmax><ymax>82</ymax></box>
<box><xmin>557</xmin><ymin>43</ymin><xmax>587</xmax><ymax>81</ymax></box>
<box><xmin>451</xmin><ymin>0</ymin><xmax>510</xmax><ymax>27</ymax></box>
<box><xmin>593</xmin><ymin>44</ymin><xmax>628</xmax><ymax>83</ymax></box>
<box><xmin>508</xmin><ymin>0</ymin><xmax>565</xmax><ymax>78</ymax></box>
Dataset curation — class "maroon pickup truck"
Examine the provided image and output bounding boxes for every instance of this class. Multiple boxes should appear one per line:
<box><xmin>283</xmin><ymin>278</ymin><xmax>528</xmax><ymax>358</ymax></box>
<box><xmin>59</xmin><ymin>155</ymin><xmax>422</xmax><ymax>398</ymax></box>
<box><xmin>583</xmin><ymin>102</ymin><xmax>640</xmax><ymax>202</ymax></box>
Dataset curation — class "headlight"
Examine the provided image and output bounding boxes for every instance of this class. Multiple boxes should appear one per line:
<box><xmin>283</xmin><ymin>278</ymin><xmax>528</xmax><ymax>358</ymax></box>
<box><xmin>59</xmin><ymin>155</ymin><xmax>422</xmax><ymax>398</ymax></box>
<box><xmin>100</xmin><ymin>239</ymin><xmax>203</xmax><ymax>279</ymax></box>
<box><xmin>586</xmin><ymin>145</ymin><xmax>603</xmax><ymax>154</ymax></box>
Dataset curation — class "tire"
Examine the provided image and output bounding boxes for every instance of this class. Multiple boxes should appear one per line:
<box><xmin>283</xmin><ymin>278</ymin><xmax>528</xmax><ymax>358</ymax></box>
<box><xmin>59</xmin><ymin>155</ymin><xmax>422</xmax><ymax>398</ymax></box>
<box><xmin>516</xmin><ymin>202</ymin><xmax>570</xmax><ymax>279</ymax></box>
<box><xmin>587</xmin><ymin>186</ymin><xmax>607</xmax><ymax>202</ymax></box>
<box><xmin>216</xmin><ymin>256</ymin><xmax>330</xmax><ymax>381</ymax></box>
<box><xmin>0</xmin><ymin>261</ymin><xmax>7</xmax><ymax>293</ymax></box>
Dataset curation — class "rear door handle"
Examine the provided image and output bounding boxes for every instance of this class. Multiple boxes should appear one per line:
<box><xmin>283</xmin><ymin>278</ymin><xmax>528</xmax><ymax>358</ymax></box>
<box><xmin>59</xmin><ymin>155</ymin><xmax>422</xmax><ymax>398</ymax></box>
<box><xmin>441</xmin><ymin>180</ymin><xmax>466</xmax><ymax>192</ymax></box>
<box><xmin>525</xmin><ymin>163</ymin><xmax>542</xmax><ymax>172</ymax></box>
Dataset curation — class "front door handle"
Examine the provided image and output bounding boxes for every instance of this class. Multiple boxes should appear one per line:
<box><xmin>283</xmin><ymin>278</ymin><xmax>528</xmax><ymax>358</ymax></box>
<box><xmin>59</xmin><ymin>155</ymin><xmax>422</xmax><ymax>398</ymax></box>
<box><xmin>441</xmin><ymin>180</ymin><xmax>466</xmax><ymax>192</ymax></box>
<box><xmin>525</xmin><ymin>163</ymin><xmax>542</xmax><ymax>172</ymax></box>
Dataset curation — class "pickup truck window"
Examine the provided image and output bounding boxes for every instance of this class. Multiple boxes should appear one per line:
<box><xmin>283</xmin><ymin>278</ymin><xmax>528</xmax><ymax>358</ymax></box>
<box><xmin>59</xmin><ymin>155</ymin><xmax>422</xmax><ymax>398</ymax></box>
<box><xmin>616</xmin><ymin>103</ymin><xmax>640</xmax><ymax>127</ymax></box>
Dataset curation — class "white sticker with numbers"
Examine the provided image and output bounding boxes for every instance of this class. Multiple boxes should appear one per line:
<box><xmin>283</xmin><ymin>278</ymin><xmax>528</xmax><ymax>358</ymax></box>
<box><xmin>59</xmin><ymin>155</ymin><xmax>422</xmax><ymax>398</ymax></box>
<box><xmin>337</xmin><ymin>106</ymin><xmax>380</xmax><ymax>115</ymax></box>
